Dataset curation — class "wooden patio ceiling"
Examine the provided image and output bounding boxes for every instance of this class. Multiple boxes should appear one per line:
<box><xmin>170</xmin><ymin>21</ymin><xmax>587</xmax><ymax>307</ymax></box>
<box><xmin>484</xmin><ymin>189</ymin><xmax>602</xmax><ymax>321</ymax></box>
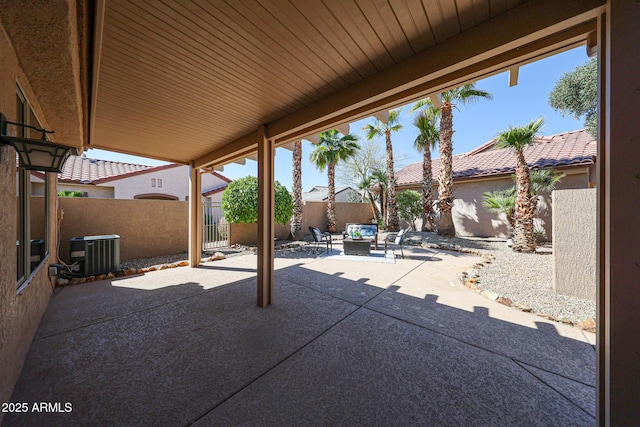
<box><xmin>89</xmin><ymin>0</ymin><xmax>604</xmax><ymax>167</ymax></box>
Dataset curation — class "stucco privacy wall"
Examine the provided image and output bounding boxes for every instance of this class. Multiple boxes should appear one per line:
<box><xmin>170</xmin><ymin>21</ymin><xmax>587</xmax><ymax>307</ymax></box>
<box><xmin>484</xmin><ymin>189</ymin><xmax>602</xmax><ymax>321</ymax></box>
<box><xmin>552</xmin><ymin>188</ymin><xmax>596</xmax><ymax>301</ymax></box>
<box><xmin>229</xmin><ymin>202</ymin><xmax>373</xmax><ymax>245</ymax></box>
<box><xmin>0</xmin><ymin>27</ymin><xmax>59</xmax><ymax>414</ymax></box>
<box><xmin>54</xmin><ymin>198</ymin><xmax>189</xmax><ymax>263</ymax></box>
<box><xmin>301</xmin><ymin>201</ymin><xmax>373</xmax><ymax>235</ymax></box>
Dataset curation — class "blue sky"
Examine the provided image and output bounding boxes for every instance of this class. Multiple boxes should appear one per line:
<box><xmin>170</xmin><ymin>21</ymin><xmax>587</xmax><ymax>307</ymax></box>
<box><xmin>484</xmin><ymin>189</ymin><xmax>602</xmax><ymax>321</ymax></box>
<box><xmin>87</xmin><ymin>46</ymin><xmax>589</xmax><ymax>191</ymax></box>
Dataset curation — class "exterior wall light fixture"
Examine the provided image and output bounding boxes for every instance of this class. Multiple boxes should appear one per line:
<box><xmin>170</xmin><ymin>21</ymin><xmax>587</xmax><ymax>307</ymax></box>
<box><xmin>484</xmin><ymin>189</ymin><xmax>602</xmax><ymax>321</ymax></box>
<box><xmin>0</xmin><ymin>113</ymin><xmax>78</xmax><ymax>172</ymax></box>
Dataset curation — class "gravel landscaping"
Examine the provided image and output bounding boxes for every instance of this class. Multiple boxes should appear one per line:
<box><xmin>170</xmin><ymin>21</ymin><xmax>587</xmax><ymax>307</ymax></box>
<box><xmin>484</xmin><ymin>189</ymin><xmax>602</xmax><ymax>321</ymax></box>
<box><xmin>402</xmin><ymin>231</ymin><xmax>596</xmax><ymax>327</ymax></box>
<box><xmin>119</xmin><ymin>233</ymin><xmax>596</xmax><ymax>328</ymax></box>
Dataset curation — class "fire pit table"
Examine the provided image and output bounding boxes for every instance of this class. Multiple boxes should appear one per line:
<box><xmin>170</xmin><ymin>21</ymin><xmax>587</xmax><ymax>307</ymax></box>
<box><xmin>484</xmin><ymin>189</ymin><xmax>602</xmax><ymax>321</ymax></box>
<box><xmin>343</xmin><ymin>238</ymin><xmax>372</xmax><ymax>256</ymax></box>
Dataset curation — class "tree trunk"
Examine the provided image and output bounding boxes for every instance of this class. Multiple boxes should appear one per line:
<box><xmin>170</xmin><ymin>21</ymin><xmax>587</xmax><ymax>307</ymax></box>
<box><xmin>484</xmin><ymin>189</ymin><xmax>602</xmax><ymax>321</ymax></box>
<box><xmin>367</xmin><ymin>190</ymin><xmax>381</xmax><ymax>223</ymax></box>
<box><xmin>437</xmin><ymin>102</ymin><xmax>456</xmax><ymax>237</ymax></box>
<box><xmin>512</xmin><ymin>150</ymin><xmax>536</xmax><ymax>252</ymax></box>
<box><xmin>385</xmin><ymin>130</ymin><xmax>400</xmax><ymax>232</ymax></box>
<box><xmin>290</xmin><ymin>140</ymin><xmax>303</xmax><ymax>238</ymax></box>
<box><xmin>421</xmin><ymin>146</ymin><xmax>435</xmax><ymax>232</ymax></box>
<box><xmin>379</xmin><ymin>189</ymin><xmax>385</xmax><ymax>228</ymax></box>
<box><xmin>327</xmin><ymin>163</ymin><xmax>337</xmax><ymax>233</ymax></box>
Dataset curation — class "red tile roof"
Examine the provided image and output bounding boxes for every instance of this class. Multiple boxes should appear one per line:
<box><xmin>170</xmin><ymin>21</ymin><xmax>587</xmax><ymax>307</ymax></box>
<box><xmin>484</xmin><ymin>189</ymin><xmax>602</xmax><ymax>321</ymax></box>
<box><xmin>54</xmin><ymin>155</ymin><xmax>178</xmax><ymax>184</ymax></box>
<box><xmin>396</xmin><ymin>129</ymin><xmax>596</xmax><ymax>187</ymax></box>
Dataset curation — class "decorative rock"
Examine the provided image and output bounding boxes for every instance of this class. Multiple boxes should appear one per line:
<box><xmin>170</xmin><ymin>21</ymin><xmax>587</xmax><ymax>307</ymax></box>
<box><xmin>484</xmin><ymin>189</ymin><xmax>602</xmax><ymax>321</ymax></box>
<box><xmin>496</xmin><ymin>297</ymin><xmax>513</xmax><ymax>307</ymax></box>
<box><xmin>115</xmin><ymin>270</ymin><xmax>126</xmax><ymax>277</ymax></box>
<box><xmin>177</xmin><ymin>261</ymin><xmax>189</xmax><ymax>267</ymax></box>
<box><xmin>516</xmin><ymin>304</ymin><xmax>533</xmax><ymax>313</ymax></box>
<box><xmin>159</xmin><ymin>265</ymin><xmax>169</xmax><ymax>270</ymax></box>
<box><xmin>106</xmin><ymin>272</ymin><xmax>115</xmax><ymax>279</ymax></box>
<box><xmin>559</xmin><ymin>318</ymin><xmax>574</xmax><ymax>325</ymax></box>
<box><xmin>577</xmin><ymin>318</ymin><xmax>596</xmax><ymax>332</ymax></box>
<box><xmin>69</xmin><ymin>277</ymin><xmax>87</xmax><ymax>286</ymax></box>
<box><xmin>480</xmin><ymin>290</ymin><xmax>499</xmax><ymax>301</ymax></box>
<box><xmin>148</xmin><ymin>267</ymin><xmax>157</xmax><ymax>272</ymax></box>
<box><xmin>137</xmin><ymin>268</ymin><xmax>149</xmax><ymax>274</ymax></box>
<box><xmin>125</xmin><ymin>268</ymin><xmax>137</xmax><ymax>275</ymax></box>
<box><xmin>86</xmin><ymin>276</ymin><xmax>95</xmax><ymax>282</ymax></box>
<box><xmin>56</xmin><ymin>278</ymin><xmax>69</xmax><ymax>287</ymax></box>
<box><xmin>466</xmin><ymin>268</ymin><xmax>480</xmax><ymax>278</ymax></box>
<box><xmin>95</xmin><ymin>274</ymin><xmax>107</xmax><ymax>281</ymax></box>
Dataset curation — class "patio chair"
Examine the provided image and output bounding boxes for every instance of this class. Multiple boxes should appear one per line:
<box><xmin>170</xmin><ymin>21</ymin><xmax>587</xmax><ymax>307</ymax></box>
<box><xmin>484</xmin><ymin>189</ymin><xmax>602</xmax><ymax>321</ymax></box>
<box><xmin>309</xmin><ymin>226</ymin><xmax>332</xmax><ymax>253</ymax></box>
<box><xmin>384</xmin><ymin>229</ymin><xmax>407</xmax><ymax>258</ymax></box>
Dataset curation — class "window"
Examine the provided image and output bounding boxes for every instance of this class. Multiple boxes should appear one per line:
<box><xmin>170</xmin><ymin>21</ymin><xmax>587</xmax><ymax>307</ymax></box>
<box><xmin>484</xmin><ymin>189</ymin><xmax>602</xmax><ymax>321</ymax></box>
<box><xmin>157</xmin><ymin>178</ymin><xmax>162</xmax><ymax>188</ymax></box>
<box><xmin>151</xmin><ymin>178</ymin><xmax>156</xmax><ymax>187</ymax></box>
<box><xmin>16</xmin><ymin>85</ymin><xmax>49</xmax><ymax>291</ymax></box>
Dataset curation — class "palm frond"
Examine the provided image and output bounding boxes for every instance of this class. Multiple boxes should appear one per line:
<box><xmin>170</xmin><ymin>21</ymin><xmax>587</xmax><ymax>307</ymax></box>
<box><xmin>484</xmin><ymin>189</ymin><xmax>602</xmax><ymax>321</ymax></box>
<box><xmin>495</xmin><ymin>118</ymin><xmax>545</xmax><ymax>151</ymax></box>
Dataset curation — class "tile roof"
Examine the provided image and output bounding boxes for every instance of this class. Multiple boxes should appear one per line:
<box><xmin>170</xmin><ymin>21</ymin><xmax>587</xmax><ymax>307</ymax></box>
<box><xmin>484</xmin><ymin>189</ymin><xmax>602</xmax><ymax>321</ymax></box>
<box><xmin>396</xmin><ymin>129</ymin><xmax>596</xmax><ymax>187</ymax></box>
<box><xmin>55</xmin><ymin>155</ymin><xmax>175</xmax><ymax>184</ymax></box>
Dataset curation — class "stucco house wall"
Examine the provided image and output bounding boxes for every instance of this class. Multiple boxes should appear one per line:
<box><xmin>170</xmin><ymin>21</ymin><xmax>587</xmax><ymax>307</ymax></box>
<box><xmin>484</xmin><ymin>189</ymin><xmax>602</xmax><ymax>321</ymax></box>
<box><xmin>0</xmin><ymin>27</ymin><xmax>60</xmax><ymax>410</ymax></box>
<box><xmin>399</xmin><ymin>166</ymin><xmax>592</xmax><ymax>239</ymax></box>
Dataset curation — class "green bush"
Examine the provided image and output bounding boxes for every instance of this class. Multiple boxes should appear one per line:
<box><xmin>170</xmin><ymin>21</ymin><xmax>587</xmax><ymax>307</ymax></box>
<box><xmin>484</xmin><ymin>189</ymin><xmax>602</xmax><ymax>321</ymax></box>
<box><xmin>221</xmin><ymin>176</ymin><xmax>293</xmax><ymax>224</ymax></box>
<box><xmin>397</xmin><ymin>190</ymin><xmax>422</xmax><ymax>229</ymax></box>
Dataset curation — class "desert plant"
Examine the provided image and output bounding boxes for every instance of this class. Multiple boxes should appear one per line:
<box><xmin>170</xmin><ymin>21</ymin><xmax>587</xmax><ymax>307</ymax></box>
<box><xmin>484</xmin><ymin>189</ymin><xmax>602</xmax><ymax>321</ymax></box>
<box><xmin>57</xmin><ymin>189</ymin><xmax>83</xmax><ymax>197</ymax></box>
<box><xmin>396</xmin><ymin>190</ymin><xmax>423</xmax><ymax>230</ymax></box>
<box><xmin>221</xmin><ymin>176</ymin><xmax>293</xmax><ymax>224</ymax></box>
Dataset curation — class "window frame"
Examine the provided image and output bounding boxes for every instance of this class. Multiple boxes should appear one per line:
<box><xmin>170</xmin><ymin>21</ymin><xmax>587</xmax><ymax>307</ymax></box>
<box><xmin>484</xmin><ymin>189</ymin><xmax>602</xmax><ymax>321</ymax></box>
<box><xmin>15</xmin><ymin>84</ymin><xmax>50</xmax><ymax>293</ymax></box>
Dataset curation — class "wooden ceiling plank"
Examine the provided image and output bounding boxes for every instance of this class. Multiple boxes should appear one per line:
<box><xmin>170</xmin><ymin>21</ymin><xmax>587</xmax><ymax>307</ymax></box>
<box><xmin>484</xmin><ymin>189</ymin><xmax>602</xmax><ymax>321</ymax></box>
<box><xmin>243</xmin><ymin>0</ymin><xmax>362</xmax><ymax>87</ymax></box>
<box><xmin>108</xmin><ymin>2</ymin><xmax>323</xmax><ymax>105</ymax></box>
<box><xmin>438</xmin><ymin>0</ymin><xmax>463</xmax><ymax>38</ymax></box>
<box><xmin>421</xmin><ymin>0</ymin><xmax>449</xmax><ymax>43</ymax></box>
<box><xmin>98</xmin><ymin>44</ymin><xmax>288</xmax><ymax>119</ymax></box>
<box><xmin>266</xmin><ymin>0</ymin><xmax>603</xmax><ymax>143</ymax></box>
<box><xmin>290</xmin><ymin>0</ymin><xmax>378</xmax><ymax>80</ymax></box>
<box><xmin>471</xmin><ymin>0</ymin><xmax>491</xmax><ymax>23</ymax></box>
<box><xmin>359</xmin><ymin>0</ymin><xmax>415</xmax><ymax>61</ymax></box>
<box><xmin>98</xmin><ymin>51</ymin><xmax>275</xmax><ymax>118</ymax></box>
<box><xmin>455</xmin><ymin>0</ymin><xmax>477</xmax><ymax>31</ymax></box>
<box><xmin>489</xmin><ymin>0</ymin><xmax>507</xmax><ymax>17</ymax></box>
<box><xmin>329</xmin><ymin>0</ymin><xmax>396</xmax><ymax>72</ymax></box>
<box><xmin>393</xmin><ymin>0</ymin><xmax>436</xmax><ymax>53</ymax></box>
<box><xmin>200</xmin><ymin>0</ymin><xmax>340</xmax><ymax>97</ymax></box>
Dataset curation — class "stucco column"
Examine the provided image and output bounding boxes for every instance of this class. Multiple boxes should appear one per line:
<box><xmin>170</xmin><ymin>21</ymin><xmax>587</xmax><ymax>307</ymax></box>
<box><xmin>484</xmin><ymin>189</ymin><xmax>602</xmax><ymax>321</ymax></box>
<box><xmin>257</xmin><ymin>125</ymin><xmax>274</xmax><ymax>307</ymax></box>
<box><xmin>188</xmin><ymin>165</ymin><xmax>202</xmax><ymax>267</ymax></box>
<box><xmin>598</xmin><ymin>2</ymin><xmax>640</xmax><ymax>425</ymax></box>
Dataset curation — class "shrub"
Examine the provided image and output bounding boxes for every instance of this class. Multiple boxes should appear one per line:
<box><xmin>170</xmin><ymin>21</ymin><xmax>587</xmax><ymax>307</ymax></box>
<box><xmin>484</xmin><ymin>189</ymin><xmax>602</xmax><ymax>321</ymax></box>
<box><xmin>397</xmin><ymin>190</ymin><xmax>422</xmax><ymax>230</ymax></box>
<box><xmin>221</xmin><ymin>176</ymin><xmax>293</xmax><ymax>224</ymax></box>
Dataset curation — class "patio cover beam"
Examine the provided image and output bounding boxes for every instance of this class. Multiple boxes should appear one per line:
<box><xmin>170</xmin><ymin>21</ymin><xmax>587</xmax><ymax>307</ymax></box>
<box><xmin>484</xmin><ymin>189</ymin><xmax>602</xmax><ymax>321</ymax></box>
<box><xmin>193</xmin><ymin>0</ymin><xmax>603</xmax><ymax>169</ymax></box>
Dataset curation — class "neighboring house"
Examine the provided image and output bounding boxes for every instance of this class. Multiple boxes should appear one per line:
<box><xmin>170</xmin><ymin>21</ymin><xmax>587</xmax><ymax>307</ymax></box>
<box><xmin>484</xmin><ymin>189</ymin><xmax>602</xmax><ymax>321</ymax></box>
<box><xmin>394</xmin><ymin>129</ymin><xmax>597</xmax><ymax>239</ymax></box>
<box><xmin>302</xmin><ymin>186</ymin><xmax>362</xmax><ymax>202</ymax></box>
<box><xmin>29</xmin><ymin>155</ymin><xmax>231</xmax><ymax>203</ymax></box>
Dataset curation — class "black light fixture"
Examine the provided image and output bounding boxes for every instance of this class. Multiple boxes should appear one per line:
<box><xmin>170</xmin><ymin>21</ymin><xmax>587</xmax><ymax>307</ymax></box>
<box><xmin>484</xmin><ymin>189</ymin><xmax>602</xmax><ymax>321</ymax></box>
<box><xmin>0</xmin><ymin>113</ymin><xmax>77</xmax><ymax>173</ymax></box>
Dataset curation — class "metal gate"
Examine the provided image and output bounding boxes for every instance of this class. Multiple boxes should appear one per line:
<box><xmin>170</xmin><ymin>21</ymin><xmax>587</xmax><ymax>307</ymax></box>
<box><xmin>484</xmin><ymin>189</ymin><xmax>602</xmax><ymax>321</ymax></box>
<box><xmin>203</xmin><ymin>201</ymin><xmax>229</xmax><ymax>250</ymax></box>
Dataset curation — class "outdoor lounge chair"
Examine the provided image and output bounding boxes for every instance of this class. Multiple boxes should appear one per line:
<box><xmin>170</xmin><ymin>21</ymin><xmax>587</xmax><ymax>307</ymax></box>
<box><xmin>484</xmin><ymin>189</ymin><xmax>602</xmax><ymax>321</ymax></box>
<box><xmin>384</xmin><ymin>229</ymin><xmax>407</xmax><ymax>258</ymax></box>
<box><xmin>309</xmin><ymin>226</ymin><xmax>332</xmax><ymax>253</ymax></box>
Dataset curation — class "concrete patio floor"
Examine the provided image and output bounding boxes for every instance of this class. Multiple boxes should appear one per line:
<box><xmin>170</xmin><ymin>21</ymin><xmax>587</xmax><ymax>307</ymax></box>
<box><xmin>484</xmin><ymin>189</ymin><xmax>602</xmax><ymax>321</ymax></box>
<box><xmin>4</xmin><ymin>245</ymin><xmax>595</xmax><ymax>426</ymax></box>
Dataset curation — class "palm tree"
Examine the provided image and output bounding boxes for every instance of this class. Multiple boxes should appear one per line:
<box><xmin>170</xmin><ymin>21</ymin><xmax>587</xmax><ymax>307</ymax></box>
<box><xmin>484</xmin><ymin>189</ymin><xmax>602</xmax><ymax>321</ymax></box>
<box><xmin>483</xmin><ymin>168</ymin><xmax>562</xmax><ymax>239</ymax></box>
<box><xmin>414</xmin><ymin>84</ymin><xmax>492</xmax><ymax>237</ymax></box>
<box><xmin>310</xmin><ymin>130</ymin><xmax>360</xmax><ymax>233</ymax></box>
<box><xmin>363</xmin><ymin>109</ymin><xmax>403</xmax><ymax>232</ymax></box>
<box><xmin>370</xmin><ymin>168</ymin><xmax>388</xmax><ymax>228</ymax></box>
<box><xmin>290</xmin><ymin>139</ymin><xmax>303</xmax><ymax>238</ymax></box>
<box><xmin>413</xmin><ymin>105</ymin><xmax>439</xmax><ymax>232</ymax></box>
<box><xmin>358</xmin><ymin>175</ymin><xmax>382</xmax><ymax>224</ymax></box>
<box><xmin>494</xmin><ymin>118</ymin><xmax>545</xmax><ymax>252</ymax></box>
